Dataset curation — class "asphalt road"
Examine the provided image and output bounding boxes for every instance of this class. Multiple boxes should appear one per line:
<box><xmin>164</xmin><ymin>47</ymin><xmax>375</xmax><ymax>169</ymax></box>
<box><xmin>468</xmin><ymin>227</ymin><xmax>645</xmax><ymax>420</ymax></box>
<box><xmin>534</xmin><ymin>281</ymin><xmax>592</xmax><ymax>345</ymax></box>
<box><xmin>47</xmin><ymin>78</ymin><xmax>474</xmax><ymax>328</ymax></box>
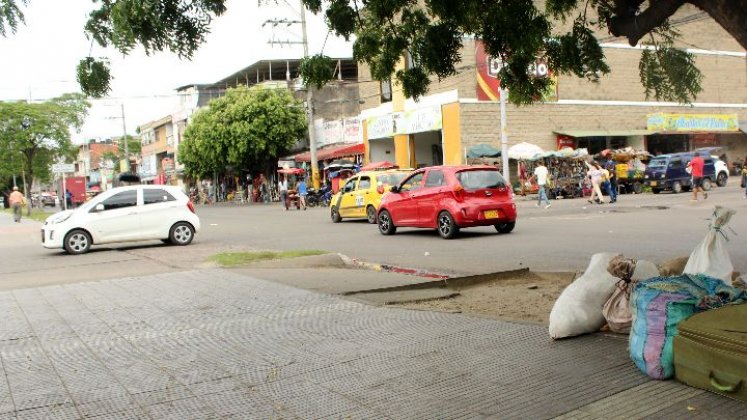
<box><xmin>2</xmin><ymin>183</ymin><xmax>746</xmax><ymax>289</ymax></box>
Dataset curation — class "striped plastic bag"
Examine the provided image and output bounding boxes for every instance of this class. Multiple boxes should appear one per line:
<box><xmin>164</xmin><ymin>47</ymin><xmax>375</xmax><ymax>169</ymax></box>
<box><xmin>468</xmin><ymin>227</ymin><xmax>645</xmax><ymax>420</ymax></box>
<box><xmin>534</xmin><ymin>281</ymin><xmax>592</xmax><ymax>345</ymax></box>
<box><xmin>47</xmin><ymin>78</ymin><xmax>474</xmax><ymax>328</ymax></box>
<box><xmin>629</xmin><ymin>274</ymin><xmax>745</xmax><ymax>379</ymax></box>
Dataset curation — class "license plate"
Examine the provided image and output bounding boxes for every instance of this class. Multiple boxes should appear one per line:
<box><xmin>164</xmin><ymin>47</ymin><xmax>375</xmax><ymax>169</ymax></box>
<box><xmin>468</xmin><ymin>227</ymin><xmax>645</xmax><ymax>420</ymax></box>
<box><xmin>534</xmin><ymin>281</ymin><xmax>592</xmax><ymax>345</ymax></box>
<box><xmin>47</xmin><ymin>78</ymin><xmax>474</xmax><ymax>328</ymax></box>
<box><xmin>650</xmin><ymin>181</ymin><xmax>657</xmax><ymax>187</ymax></box>
<box><xmin>484</xmin><ymin>210</ymin><xmax>501</xmax><ymax>219</ymax></box>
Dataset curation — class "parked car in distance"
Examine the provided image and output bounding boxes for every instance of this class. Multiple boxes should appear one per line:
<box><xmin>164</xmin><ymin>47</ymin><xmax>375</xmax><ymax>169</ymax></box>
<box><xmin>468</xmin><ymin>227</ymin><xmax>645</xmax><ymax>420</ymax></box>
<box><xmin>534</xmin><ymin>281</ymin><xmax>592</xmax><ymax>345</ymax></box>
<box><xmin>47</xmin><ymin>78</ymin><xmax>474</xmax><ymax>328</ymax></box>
<box><xmin>40</xmin><ymin>191</ymin><xmax>57</xmax><ymax>207</ymax></box>
<box><xmin>377</xmin><ymin>165</ymin><xmax>517</xmax><ymax>239</ymax></box>
<box><xmin>644</xmin><ymin>152</ymin><xmax>716</xmax><ymax>194</ymax></box>
<box><xmin>330</xmin><ymin>169</ymin><xmax>412</xmax><ymax>224</ymax></box>
<box><xmin>42</xmin><ymin>185</ymin><xmax>200</xmax><ymax>255</ymax></box>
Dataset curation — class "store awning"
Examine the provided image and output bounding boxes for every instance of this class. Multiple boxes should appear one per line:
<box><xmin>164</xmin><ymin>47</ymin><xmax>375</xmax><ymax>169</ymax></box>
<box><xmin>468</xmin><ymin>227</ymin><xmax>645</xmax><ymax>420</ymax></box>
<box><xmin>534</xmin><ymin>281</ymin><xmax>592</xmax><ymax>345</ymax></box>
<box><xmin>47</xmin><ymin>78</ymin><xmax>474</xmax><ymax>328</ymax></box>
<box><xmin>294</xmin><ymin>143</ymin><xmax>365</xmax><ymax>162</ymax></box>
<box><xmin>467</xmin><ymin>144</ymin><xmax>502</xmax><ymax>159</ymax></box>
<box><xmin>553</xmin><ymin>129</ymin><xmax>658</xmax><ymax>138</ymax></box>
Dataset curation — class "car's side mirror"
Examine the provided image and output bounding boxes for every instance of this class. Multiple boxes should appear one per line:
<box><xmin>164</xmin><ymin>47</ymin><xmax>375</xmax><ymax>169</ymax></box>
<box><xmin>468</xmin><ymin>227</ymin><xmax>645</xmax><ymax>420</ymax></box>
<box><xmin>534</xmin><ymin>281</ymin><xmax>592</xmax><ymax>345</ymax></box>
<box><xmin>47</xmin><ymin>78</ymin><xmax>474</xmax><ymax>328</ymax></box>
<box><xmin>390</xmin><ymin>185</ymin><xmax>400</xmax><ymax>193</ymax></box>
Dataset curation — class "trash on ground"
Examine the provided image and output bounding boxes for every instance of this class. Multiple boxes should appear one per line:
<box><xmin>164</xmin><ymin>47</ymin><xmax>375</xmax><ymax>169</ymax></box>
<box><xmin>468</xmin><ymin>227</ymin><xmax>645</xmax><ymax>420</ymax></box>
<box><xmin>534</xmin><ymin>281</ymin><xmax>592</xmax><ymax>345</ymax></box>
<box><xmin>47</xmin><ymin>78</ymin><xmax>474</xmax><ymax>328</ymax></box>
<box><xmin>602</xmin><ymin>255</ymin><xmax>659</xmax><ymax>334</ymax></box>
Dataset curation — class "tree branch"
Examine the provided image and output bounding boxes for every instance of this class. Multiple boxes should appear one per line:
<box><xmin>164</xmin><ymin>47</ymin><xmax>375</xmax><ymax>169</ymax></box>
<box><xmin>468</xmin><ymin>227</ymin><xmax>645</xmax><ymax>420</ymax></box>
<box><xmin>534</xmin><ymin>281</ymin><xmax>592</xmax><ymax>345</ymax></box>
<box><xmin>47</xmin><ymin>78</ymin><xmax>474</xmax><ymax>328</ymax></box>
<box><xmin>689</xmin><ymin>0</ymin><xmax>747</xmax><ymax>49</ymax></box>
<box><xmin>608</xmin><ymin>0</ymin><xmax>684</xmax><ymax>46</ymax></box>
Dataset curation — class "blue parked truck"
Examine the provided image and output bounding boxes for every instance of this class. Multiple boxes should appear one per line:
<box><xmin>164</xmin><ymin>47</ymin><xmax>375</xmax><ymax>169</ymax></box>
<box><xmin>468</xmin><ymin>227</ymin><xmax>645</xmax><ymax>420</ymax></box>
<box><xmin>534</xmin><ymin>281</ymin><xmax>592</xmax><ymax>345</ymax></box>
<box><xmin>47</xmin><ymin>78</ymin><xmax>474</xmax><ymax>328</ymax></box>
<box><xmin>644</xmin><ymin>152</ymin><xmax>716</xmax><ymax>194</ymax></box>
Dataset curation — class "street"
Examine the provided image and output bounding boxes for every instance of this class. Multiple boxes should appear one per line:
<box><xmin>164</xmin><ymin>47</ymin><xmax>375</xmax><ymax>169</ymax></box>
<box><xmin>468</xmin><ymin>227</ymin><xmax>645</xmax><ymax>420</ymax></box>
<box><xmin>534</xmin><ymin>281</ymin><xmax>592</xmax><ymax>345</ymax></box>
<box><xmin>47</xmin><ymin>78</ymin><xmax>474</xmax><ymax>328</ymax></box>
<box><xmin>0</xmin><ymin>184</ymin><xmax>746</xmax><ymax>419</ymax></box>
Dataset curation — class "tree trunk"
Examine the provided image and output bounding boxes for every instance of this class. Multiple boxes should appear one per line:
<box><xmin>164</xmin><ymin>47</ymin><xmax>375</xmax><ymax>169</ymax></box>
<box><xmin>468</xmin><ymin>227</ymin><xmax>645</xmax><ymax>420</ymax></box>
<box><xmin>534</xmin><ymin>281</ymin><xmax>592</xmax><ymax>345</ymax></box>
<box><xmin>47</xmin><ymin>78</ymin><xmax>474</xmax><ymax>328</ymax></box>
<box><xmin>689</xmin><ymin>0</ymin><xmax>747</xmax><ymax>50</ymax></box>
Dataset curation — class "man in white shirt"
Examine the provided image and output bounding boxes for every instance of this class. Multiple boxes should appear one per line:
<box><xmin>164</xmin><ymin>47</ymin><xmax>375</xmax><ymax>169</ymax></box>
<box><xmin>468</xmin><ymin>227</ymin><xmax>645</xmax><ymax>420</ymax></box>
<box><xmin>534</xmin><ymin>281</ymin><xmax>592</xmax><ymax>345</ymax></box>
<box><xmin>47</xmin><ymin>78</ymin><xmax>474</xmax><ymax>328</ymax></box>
<box><xmin>532</xmin><ymin>161</ymin><xmax>551</xmax><ymax>209</ymax></box>
<box><xmin>278</xmin><ymin>176</ymin><xmax>289</xmax><ymax>210</ymax></box>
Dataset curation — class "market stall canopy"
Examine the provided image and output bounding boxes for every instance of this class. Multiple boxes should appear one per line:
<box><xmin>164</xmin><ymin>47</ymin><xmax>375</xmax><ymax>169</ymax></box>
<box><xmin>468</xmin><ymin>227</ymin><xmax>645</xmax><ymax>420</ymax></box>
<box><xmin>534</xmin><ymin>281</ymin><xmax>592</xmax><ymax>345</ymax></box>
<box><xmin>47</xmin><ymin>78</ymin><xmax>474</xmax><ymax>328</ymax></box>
<box><xmin>553</xmin><ymin>129</ymin><xmax>658</xmax><ymax>137</ymax></box>
<box><xmin>467</xmin><ymin>144</ymin><xmax>502</xmax><ymax>158</ymax></box>
<box><xmin>360</xmin><ymin>161</ymin><xmax>398</xmax><ymax>171</ymax></box>
<box><xmin>277</xmin><ymin>168</ymin><xmax>305</xmax><ymax>175</ymax></box>
<box><xmin>293</xmin><ymin>143</ymin><xmax>365</xmax><ymax>162</ymax></box>
<box><xmin>508</xmin><ymin>142</ymin><xmax>544</xmax><ymax>160</ymax></box>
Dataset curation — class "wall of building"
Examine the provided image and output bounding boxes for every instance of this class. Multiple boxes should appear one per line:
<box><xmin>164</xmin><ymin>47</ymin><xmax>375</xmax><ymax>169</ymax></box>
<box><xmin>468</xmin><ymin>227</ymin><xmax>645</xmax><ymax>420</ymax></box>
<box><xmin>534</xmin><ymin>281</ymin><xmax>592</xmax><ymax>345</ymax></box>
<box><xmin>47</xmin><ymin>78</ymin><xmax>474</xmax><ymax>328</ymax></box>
<box><xmin>459</xmin><ymin>102</ymin><xmax>747</xmax><ymax>152</ymax></box>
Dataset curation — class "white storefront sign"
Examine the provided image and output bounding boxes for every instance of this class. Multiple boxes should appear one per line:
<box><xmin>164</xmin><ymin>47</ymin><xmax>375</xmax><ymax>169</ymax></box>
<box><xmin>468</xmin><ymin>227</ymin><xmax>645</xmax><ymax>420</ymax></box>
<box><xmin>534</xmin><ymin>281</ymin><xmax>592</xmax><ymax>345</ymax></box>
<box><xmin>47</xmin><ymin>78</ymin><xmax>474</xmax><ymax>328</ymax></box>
<box><xmin>316</xmin><ymin>117</ymin><xmax>362</xmax><ymax>146</ymax></box>
<box><xmin>139</xmin><ymin>155</ymin><xmax>157</xmax><ymax>179</ymax></box>
<box><xmin>367</xmin><ymin>106</ymin><xmax>443</xmax><ymax>139</ymax></box>
<box><xmin>52</xmin><ymin>163</ymin><xmax>75</xmax><ymax>173</ymax></box>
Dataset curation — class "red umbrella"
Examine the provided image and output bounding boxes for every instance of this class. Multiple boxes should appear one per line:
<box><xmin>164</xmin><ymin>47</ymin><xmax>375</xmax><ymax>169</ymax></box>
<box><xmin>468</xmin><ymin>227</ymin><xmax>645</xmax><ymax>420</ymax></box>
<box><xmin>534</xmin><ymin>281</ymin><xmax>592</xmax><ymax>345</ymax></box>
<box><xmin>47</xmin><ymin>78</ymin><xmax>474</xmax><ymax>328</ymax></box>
<box><xmin>277</xmin><ymin>168</ymin><xmax>305</xmax><ymax>175</ymax></box>
<box><xmin>360</xmin><ymin>161</ymin><xmax>398</xmax><ymax>171</ymax></box>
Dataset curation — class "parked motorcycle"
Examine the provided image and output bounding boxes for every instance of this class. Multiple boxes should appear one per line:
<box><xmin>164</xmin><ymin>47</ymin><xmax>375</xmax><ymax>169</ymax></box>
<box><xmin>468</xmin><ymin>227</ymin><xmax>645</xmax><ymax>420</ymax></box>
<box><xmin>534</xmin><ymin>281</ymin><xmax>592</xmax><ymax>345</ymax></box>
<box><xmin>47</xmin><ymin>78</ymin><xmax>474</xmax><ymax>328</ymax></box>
<box><xmin>306</xmin><ymin>186</ymin><xmax>331</xmax><ymax>207</ymax></box>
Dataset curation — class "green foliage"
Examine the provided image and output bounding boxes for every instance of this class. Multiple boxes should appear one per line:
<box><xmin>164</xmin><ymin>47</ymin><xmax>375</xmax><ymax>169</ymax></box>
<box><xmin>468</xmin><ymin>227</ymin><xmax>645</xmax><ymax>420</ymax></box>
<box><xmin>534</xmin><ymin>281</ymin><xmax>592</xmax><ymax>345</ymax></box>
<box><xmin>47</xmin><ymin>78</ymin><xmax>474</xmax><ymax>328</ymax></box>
<box><xmin>76</xmin><ymin>57</ymin><xmax>112</xmax><ymax>98</ymax></box>
<box><xmin>180</xmin><ymin>87</ymin><xmax>307</xmax><ymax>179</ymax></box>
<box><xmin>639</xmin><ymin>26</ymin><xmax>702</xmax><ymax>103</ymax></box>
<box><xmin>0</xmin><ymin>95</ymin><xmax>89</xmax><ymax>189</ymax></box>
<box><xmin>301</xmin><ymin>0</ymin><xmax>707</xmax><ymax>104</ymax></box>
<box><xmin>299</xmin><ymin>55</ymin><xmax>336</xmax><ymax>89</ymax></box>
<box><xmin>84</xmin><ymin>0</ymin><xmax>228</xmax><ymax>59</ymax></box>
<box><xmin>0</xmin><ymin>0</ymin><xmax>26</xmax><ymax>36</ymax></box>
<box><xmin>207</xmin><ymin>250</ymin><xmax>329</xmax><ymax>267</ymax></box>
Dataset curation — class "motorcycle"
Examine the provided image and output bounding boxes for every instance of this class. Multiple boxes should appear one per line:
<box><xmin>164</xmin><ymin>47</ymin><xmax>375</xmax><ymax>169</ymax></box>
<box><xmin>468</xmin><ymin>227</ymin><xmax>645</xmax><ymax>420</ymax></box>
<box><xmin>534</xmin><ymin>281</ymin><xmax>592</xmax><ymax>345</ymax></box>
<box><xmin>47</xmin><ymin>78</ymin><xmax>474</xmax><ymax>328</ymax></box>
<box><xmin>306</xmin><ymin>185</ymin><xmax>331</xmax><ymax>208</ymax></box>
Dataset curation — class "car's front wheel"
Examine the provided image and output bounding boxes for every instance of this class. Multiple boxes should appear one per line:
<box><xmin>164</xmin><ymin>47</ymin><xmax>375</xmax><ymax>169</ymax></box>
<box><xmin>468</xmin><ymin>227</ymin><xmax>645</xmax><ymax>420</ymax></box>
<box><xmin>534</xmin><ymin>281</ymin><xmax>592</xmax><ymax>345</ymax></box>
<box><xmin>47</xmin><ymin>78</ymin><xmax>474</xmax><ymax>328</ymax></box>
<box><xmin>169</xmin><ymin>222</ymin><xmax>194</xmax><ymax>246</ymax></box>
<box><xmin>331</xmin><ymin>206</ymin><xmax>342</xmax><ymax>223</ymax></box>
<box><xmin>64</xmin><ymin>229</ymin><xmax>92</xmax><ymax>255</ymax></box>
<box><xmin>437</xmin><ymin>211</ymin><xmax>459</xmax><ymax>239</ymax></box>
<box><xmin>378</xmin><ymin>210</ymin><xmax>396</xmax><ymax>235</ymax></box>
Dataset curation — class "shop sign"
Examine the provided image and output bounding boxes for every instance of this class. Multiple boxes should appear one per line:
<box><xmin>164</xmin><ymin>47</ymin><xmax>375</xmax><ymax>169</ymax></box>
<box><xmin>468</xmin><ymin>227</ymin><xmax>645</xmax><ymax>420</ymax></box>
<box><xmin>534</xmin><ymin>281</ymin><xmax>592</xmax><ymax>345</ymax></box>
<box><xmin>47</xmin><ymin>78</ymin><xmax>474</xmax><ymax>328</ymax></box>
<box><xmin>367</xmin><ymin>114</ymin><xmax>395</xmax><ymax>139</ymax></box>
<box><xmin>403</xmin><ymin>106</ymin><xmax>442</xmax><ymax>134</ymax></box>
<box><xmin>322</xmin><ymin>120</ymin><xmax>343</xmax><ymax>146</ymax></box>
<box><xmin>343</xmin><ymin>117</ymin><xmax>361</xmax><ymax>143</ymax></box>
<box><xmin>692</xmin><ymin>133</ymin><xmax>718</xmax><ymax>148</ymax></box>
<box><xmin>277</xmin><ymin>160</ymin><xmax>295</xmax><ymax>169</ymax></box>
<box><xmin>647</xmin><ymin>113</ymin><xmax>739</xmax><ymax>132</ymax></box>
<box><xmin>139</xmin><ymin>155</ymin><xmax>157</xmax><ymax>178</ymax></box>
<box><xmin>475</xmin><ymin>40</ymin><xmax>557</xmax><ymax>102</ymax></box>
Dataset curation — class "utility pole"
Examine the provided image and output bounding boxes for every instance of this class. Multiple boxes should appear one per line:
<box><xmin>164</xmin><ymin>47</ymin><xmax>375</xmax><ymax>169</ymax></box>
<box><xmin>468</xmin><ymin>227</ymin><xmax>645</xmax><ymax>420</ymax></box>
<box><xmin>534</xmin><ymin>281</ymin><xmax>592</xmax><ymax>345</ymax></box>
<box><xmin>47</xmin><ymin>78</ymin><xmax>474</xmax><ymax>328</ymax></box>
<box><xmin>121</xmin><ymin>103</ymin><xmax>129</xmax><ymax>173</ymax></box>
<box><xmin>262</xmin><ymin>2</ymin><xmax>321</xmax><ymax>189</ymax></box>
<box><xmin>499</xmin><ymin>87</ymin><xmax>510</xmax><ymax>185</ymax></box>
<box><xmin>299</xmin><ymin>1</ymin><xmax>320</xmax><ymax>189</ymax></box>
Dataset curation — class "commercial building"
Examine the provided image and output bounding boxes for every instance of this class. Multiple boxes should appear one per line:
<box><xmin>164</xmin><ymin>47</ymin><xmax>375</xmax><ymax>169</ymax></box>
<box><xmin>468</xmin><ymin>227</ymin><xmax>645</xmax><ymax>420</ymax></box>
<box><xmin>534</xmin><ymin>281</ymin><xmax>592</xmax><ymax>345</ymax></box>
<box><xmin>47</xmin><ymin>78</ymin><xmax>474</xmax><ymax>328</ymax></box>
<box><xmin>357</xmin><ymin>5</ymin><xmax>747</xmax><ymax>173</ymax></box>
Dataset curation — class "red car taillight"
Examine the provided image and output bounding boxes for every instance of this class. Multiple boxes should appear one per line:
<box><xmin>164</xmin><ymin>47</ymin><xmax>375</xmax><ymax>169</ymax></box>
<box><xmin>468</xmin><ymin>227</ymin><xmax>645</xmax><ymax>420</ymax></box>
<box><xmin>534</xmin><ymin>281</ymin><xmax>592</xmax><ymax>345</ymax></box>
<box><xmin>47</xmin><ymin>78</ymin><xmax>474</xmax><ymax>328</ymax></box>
<box><xmin>187</xmin><ymin>201</ymin><xmax>196</xmax><ymax>214</ymax></box>
<box><xmin>451</xmin><ymin>185</ymin><xmax>465</xmax><ymax>202</ymax></box>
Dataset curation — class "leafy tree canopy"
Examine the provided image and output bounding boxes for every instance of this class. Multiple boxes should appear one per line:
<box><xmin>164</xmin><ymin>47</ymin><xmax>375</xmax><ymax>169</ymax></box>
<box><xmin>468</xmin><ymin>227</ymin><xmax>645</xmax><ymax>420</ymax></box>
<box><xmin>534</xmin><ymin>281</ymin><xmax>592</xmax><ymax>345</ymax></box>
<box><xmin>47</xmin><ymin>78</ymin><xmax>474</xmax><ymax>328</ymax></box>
<box><xmin>2</xmin><ymin>1</ymin><xmax>744</xmax><ymax>102</ymax></box>
<box><xmin>0</xmin><ymin>93</ymin><xmax>90</xmax><ymax>192</ymax></box>
<box><xmin>179</xmin><ymin>87</ymin><xmax>307</xmax><ymax>179</ymax></box>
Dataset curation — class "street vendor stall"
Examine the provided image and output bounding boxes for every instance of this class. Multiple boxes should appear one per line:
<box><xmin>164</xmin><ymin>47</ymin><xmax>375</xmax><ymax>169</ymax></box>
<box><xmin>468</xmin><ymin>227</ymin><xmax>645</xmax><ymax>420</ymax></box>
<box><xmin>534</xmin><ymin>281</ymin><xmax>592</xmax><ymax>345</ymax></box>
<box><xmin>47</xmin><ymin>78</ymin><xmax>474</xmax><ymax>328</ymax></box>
<box><xmin>598</xmin><ymin>147</ymin><xmax>651</xmax><ymax>194</ymax></box>
<box><xmin>277</xmin><ymin>167</ymin><xmax>305</xmax><ymax>210</ymax></box>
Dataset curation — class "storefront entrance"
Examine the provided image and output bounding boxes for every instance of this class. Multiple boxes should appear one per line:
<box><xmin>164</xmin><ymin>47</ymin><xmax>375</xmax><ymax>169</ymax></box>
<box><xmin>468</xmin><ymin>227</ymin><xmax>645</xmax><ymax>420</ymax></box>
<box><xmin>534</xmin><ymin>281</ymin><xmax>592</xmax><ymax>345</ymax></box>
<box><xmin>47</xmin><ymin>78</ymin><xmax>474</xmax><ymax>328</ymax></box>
<box><xmin>575</xmin><ymin>136</ymin><xmax>627</xmax><ymax>155</ymax></box>
<box><xmin>412</xmin><ymin>131</ymin><xmax>443</xmax><ymax>168</ymax></box>
<box><xmin>646</xmin><ymin>134</ymin><xmax>690</xmax><ymax>156</ymax></box>
<box><xmin>369</xmin><ymin>137</ymin><xmax>395</xmax><ymax>163</ymax></box>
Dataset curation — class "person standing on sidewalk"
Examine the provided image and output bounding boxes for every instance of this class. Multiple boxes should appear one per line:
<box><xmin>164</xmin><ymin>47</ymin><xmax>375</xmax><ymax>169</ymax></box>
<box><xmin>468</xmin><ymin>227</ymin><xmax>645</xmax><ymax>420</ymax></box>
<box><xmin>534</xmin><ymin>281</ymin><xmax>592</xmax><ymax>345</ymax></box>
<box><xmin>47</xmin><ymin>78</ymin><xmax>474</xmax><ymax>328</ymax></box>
<box><xmin>297</xmin><ymin>177</ymin><xmax>308</xmax><ymax>210</ymax></box>
<box><xmin>605</xmin><ymin>158</ymin><xmax>618</xmax><ymax>203</ymax></box>
<box><xmin>687</xmin><ymin>152</ymin><xmax>706</xmax><ymax>201</ymax></box>
<box><xmin>531</xmin><ymin>161</ymin><xmax>551</xmax><ymax>209</ymax></box>
<box><xmin>278</xmin><ymin>176</ymin><xmax>289</xmax><ymax>210</ymax></box>
<box><xmin>9</xmin><ymin>186</ymin><xmax>25</xmax><ymax>223</ymax></box>
<box><xmin>742</xmin><ymin>157</ymin><xmax>747</xmax><ymax>199</ymax></box>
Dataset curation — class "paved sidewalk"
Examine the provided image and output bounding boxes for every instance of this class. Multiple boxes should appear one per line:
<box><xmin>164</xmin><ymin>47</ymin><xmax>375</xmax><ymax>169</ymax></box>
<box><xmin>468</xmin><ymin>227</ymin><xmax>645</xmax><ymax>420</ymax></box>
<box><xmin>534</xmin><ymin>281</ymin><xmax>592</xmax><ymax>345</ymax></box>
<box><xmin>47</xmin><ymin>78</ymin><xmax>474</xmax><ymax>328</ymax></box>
<box><xmin>0</xmin><ymin>270</ymin><xmax>742</xmax><ymax>419</ymax></box>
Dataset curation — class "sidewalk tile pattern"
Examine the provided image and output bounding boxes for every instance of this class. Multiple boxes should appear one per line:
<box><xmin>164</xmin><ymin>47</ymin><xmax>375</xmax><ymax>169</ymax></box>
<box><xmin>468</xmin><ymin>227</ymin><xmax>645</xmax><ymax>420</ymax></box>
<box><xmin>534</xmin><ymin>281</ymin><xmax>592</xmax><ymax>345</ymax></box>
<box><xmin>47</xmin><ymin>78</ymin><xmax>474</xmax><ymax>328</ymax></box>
<box><xmin>0</xmin><ymin>270</ymin><xmax>742</xmax><ymax>419</ymax></box>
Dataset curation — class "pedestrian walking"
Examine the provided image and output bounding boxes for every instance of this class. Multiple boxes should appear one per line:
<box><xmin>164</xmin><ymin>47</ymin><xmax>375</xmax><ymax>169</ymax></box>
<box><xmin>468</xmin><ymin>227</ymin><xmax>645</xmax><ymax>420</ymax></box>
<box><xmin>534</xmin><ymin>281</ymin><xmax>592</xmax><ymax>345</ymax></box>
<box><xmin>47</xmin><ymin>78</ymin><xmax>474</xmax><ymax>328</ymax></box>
<box><xmin>65</xmin><ymin>190</ymin><xmax>73</xmax><ymax>209</ymax></box>
<box><xmin>207</xmin><ymin>182</ymin><xmax>215</xmax><ymax>205</ymax></box>
<box><xmin>9</xmin><ymin>186</ymin><xmax>25</xmax><ymax>223</ymax></box>
<box><xmin>585</xmin><ymin>161</ymin><xmax>606</xmax><ymax>204</ymax></box>
<box><xmin>687</xmin><ymin>152</ymin><xmax>707</xmax><ymax>201</ymax></box>
<box><xmin>278</xmin><ymin>176</ymin><xmax>289</xmax><ymax>210</ymax></box>
<box><xmin>531</xmin><ymin>161</ymin><xmax>551</xmax><ymax>209</ymax></box>
<box><xmin>518</xmin><ymin>161</ymin><xmax>528</xmax><ymax>199</ymax></box>
<box><xmin>605</xmin><ymin>158</ymin><xmax>618</xmax><ymax>203</ymax></box>
<box><xmin>297</xmin><ymin>178</ymin><xmax>308</xmax><ymax>210</ymax></box>
<box><xmin>741</xmin><ymin>157</ymin><xmax>747</xmax><ymax>198</ymax></box>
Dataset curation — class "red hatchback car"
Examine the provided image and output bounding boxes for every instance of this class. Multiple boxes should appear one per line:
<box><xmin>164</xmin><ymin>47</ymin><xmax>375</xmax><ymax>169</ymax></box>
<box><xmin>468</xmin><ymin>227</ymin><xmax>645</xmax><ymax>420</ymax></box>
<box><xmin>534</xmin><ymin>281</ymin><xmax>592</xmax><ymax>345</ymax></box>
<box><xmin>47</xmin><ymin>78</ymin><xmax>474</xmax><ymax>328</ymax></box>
<box><xmin>377</xmin><ymin>165</ymin><xmax>517</xmax><ymax>239</ymax></box>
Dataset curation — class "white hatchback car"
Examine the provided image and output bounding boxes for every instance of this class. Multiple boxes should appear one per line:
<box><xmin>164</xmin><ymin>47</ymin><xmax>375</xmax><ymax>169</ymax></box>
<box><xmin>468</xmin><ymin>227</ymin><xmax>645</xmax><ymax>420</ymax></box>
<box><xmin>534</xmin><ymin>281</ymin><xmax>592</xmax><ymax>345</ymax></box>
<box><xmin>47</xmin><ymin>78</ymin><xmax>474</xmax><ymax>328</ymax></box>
<box><xmin>42</xmin><ymin>185</ymin><xmax>200</xmax><ymax>255</ymax></box>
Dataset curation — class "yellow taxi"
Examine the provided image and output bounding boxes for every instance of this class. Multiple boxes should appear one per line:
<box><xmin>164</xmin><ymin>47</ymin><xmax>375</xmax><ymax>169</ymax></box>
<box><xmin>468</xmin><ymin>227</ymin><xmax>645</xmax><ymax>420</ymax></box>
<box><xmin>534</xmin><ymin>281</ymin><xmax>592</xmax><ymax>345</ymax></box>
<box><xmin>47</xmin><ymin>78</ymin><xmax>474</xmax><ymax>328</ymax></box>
<box><xmin>330</xmin><ymin>170</ymin><xmax>412</xmax><ymax>224</ymax></box>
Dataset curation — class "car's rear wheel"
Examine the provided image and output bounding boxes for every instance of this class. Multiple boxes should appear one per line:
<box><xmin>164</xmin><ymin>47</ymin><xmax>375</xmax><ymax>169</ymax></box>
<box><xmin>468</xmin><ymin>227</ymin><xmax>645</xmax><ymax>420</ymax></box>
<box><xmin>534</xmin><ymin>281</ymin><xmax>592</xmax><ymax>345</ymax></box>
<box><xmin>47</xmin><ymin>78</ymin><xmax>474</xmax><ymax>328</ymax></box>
<box><xmin>494</xmin><ymin>221</ymin><xmax>515</xmax><ymax>234</ymax></box>
<box><xmin>378</xmin><ymin>210</ymin><xmax>396</xmax><ymax>235</ymax></box>
<box><xmin>701</xmin><ymin>178</ymin><xmax>712</xmax><ymax>191</ymax></box>
<box><xmin>366</xmin><ymin>205</ymin><xmax>377</xmax><ymax>224</ymax></box>
<box><xmin>169</xmin><ymin>222</ymin><xmax>194</xmax><ymax>246</ymax></box>
<box><xmin>717</xmin><ymin>172</ymin><xmax>728</xmax><ymax>187</ymax></box>
<box><xmin>437</xmin><ymin>211</ymin><xmax>459</xmax><ymax>239</ymax></box>
<box><xmin>64</xmin><ymin>229</ymin><xmax>92</xmax><ymax>255</ymax></box>
<box><xmin>652</xmin><ymin>188</ymin><xmax>661</xmax><ymax>194</ymax></box>
<box><xmin>331</xmin><ymin>206</ymin><xmax>342</xmax><ymax>223</ymax></box>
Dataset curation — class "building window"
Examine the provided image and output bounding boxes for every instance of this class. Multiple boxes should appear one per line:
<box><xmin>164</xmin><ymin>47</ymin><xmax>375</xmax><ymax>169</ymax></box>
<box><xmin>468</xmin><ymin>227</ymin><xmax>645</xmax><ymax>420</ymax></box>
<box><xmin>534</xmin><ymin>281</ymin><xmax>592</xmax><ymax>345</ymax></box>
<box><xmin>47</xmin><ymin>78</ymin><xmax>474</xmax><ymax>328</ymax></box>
<box><xmin>381</xmin><ymin>79</ymin><xmax>392</xmax><ymax>103</ymax></box>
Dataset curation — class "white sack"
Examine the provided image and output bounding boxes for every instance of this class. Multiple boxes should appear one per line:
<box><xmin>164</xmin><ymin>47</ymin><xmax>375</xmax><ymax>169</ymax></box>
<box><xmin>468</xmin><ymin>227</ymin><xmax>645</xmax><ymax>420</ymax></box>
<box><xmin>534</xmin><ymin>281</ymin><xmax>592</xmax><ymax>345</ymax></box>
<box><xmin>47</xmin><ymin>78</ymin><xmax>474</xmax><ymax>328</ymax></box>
<box><xmin>683</xmin><ymin>206</ymin><xmax>736</xmax><ymax>285</ymax></box>
<box><xmin>549</xmin><ymin>253</ymin><xmax>620</xmax><ymax>339</ymax></box>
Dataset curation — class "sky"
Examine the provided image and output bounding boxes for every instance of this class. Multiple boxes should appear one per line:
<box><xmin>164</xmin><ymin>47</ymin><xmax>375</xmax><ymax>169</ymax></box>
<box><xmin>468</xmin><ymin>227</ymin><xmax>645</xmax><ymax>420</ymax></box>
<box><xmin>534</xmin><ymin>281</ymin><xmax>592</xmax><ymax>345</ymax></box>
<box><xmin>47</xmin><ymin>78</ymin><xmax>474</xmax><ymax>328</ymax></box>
<box><xmin>0</xmin><ymin>0</ymin><xmax>352</xmax><ymax>143</ymax></box>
